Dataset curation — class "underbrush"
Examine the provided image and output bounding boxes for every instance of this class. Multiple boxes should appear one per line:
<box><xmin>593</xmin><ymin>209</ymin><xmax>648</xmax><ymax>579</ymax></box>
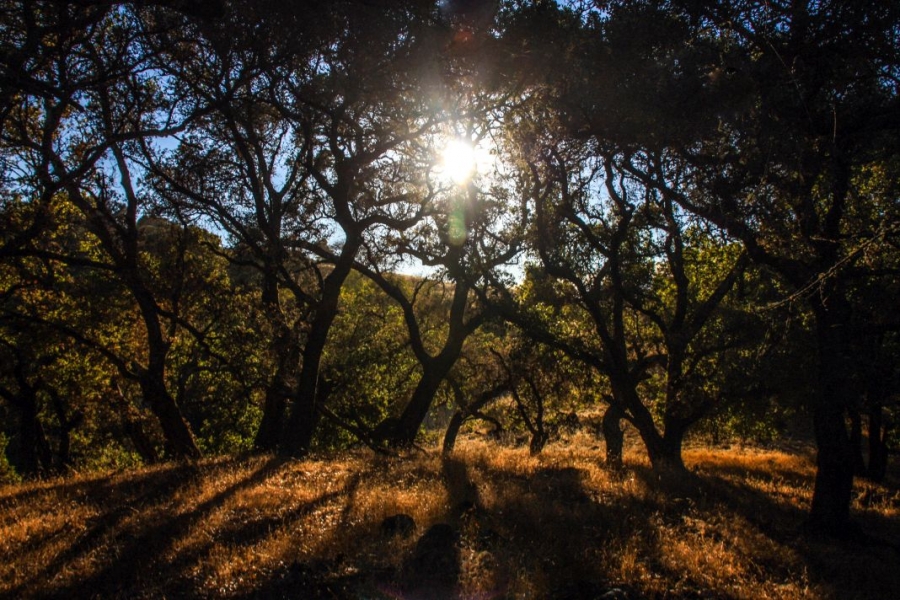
<box><xmin>0</xmin><ymin>437</ymin><xmax>897</xmax><ymax>599</ymax></box>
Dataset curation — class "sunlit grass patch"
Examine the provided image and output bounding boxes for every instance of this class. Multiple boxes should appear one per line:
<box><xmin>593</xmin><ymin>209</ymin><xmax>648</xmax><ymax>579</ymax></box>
<box><xmin>0</xmin><ymin>439</ymin><xmax>897</xmax><ymax>599</ymax></box>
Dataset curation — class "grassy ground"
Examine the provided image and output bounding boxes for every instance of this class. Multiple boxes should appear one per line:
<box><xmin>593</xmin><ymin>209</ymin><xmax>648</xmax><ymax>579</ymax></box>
<box><xmin>1</xmin><ymin>434</ymin><xmax>898</xmax><ymax>599</ymax></box>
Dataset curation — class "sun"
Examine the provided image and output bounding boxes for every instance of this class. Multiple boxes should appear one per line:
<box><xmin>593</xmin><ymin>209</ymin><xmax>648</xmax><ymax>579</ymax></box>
<box><xmin>439</xmin><ymin>138</ymin><xmax>484</xmax><ymax>185</ymax></box>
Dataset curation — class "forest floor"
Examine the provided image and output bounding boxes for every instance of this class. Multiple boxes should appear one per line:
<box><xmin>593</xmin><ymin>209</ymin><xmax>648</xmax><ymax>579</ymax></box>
<box><xmin>1</xmin><ymin>434</ymin><xmax>898</xmax><ymax>599</ymax></box>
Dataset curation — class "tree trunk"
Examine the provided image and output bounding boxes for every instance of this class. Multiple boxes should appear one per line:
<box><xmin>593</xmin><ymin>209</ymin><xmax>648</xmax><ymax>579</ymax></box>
<box><xmin>35</xmin><ymin>419</ymin><xmax>53</xmax><ymax>474</ymax></box>
<box><xmin>861</xmin><ymin>373</ymin><xmax>890</xmax><ymax>483</ymax></box>
<box><xmin>442</xmin><ymin>411</ymin><xmax>465</xmax><ymax>455</ymax></box>
<box><xmin>602</xmin><ymin>403</ymin><xmax>625</xmax><ymax>469</ymax></box>
<box><xmin>48</xmin><ymin>388</ymin><xmax>77</xmax><ymax>470</ymax></box>
<box><xmin>138</xmin><ymin>369</ymin><xmax>200</xmax><ymax>460</ymax></box>
<box><xmin>253</xmin><ymin>340</ymin><xmax>298</xmax><ymax>452</ymax></box>
<box><xmin>280</xmin><ymin>257</ymin><xmax>354</xmax><ymax>457</ymax></box>
<box><xmin>122</xmin><ymin>415</ymin><xmax>160</xmax><ymax>464</ymax></box>
<box><xmin>141</xmin><ymin>343</ymin><xmax>199</xmax><ymax>461</ymax></box>
<box><xmin>254</xmin><ymin>385</ymin><xmax>288</xmax><ymax>452</ymax></box>
<box><xmin>253</xmin><ymin>267</ymin><xmax>298</xmax><ymax>452</ymax></box>
<box><xmin>281</xmin><ymin>356</ymin><xmax>323</xmax><ymax>457</ymax></box>
<box><xmin>132</xmin><ymin>285</ymin><xmax>200</xmax><ymax>460</ymax></box>
<box><xmin>4</xmin><ymin>381</ymin><xmax>51</xmax><ymax>477</ymax></box>
<box><xmin>375</xmin><ymin>269</ymin><xmax>474</xmax><ymax>448</ymax></box>
<box><xmin>18</xmin><ymin>395</ymin><xmax>42</xmax><ymax>477</ymax></box>
<box><xmin>646</xmin><ymin>430</ymin><xmax>687</xmax><ymax>476</ymax></box>
<box><xmin>391</xmin><ymin>360</ymin><xmax>451</xmax><ymax>446</ymax></box>
<box><xmin>529</xmin><ymin>430</ymin><xmax>548</xmax><ymax>455</ymax></box>
<box><xmin>610</xmin><ymin>378</ymin><xmax>687</xmax><ymax>477</ymax></box>
<box><xmin>113</xmin><ymin>381</ymin><xmax>160</xmax><ymax>464</ymax></box>
<box><xmin>809</xmin><ymin>395</ymin><xmax>856</xmax><ymax>535</ymax></box>
<box><xmin>637</xmin><ymin>424</ymin><xmax>685</xmax><ymax>476</ymax></box>
<box><xmin>807</xmin><ymin>295</ymin><xmax>857</xmax><ymax>536</ymax></box>
<box><xmin>442</xmin><ymin>382</ymin><xmax>509</xmax><ymax>455</ymax></box>
<box><xmin>632</xmin><ymin>404</ymin><xmax>687</xmax><ymax>476</ymax></box>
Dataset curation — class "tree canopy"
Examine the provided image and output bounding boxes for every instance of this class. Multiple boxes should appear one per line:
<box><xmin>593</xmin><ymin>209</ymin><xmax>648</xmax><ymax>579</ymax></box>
<box><xmin>2</xmin><ymin>0</ymin><xmax>898</xmax><ymax>536</ymax></box>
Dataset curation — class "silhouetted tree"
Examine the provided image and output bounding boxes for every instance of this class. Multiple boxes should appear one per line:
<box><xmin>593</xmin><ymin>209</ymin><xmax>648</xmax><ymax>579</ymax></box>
<box><xmin>519</xmin><ymin>0</ymin><xmax>899</xmax><ymax>534</ymax></box>
<box><xmin>1</xmin><ymin>2</ymin><xmax>205</xmax><ymax>458</ymax></box>
<box><xmin>147</xmin><ymin>0</ymin><xmax>468</xmax><ymax>455</ymax></box>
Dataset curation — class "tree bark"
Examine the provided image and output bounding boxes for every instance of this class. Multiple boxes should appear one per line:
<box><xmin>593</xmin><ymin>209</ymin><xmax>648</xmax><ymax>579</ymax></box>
<box><xmin>807</xmin><ymin>294</ymin><xmax>857</xmax><ymax>536</ymax></box>
<box><xmin>391</xmin><ymin>358</ymin><xmax>454</xmax><ymax>446</ymax></box>
<box><xmin>138</xmin><ymin>368</ymin><xmax>200</xmax><ymax>460</ymax></box>
<box><xmin>863</xmin><ymin>375</ymin><xmax>890</xmax><ymax>483</ymax></box>
<box><xmin>18</xmin><ymin>392</ymin><xmax>44</xmax><ymax>476</ymax></box>
<box><xmin>381</xmin><ymin>292</ymin><xmax>473</xmax><ymax>447</ymax></box>
<box><xmin>281</xmin><ymin>350</ymin><xmax>324</xmax><ymax>457</ymax></box>
<box><xmin>121</xmin><ymin>415</ymin><xmax>160</xmax><ymax>464</ymax></box>
<box><xmin>637</xmin><ymin>413</ymin><xmax>686</xmax><ymax>475</ymax></box>
<box><xmin>442</xmin><ymin>411</ymin><xmax>466</xmax><ymax>455</ymax></box>
<box><xmin>602</xmin><ymin>403</ymin><xmax>624</xmax><ymax>469</ymax></box>
<box><xmin>253</xmin><ymin>327</ymin><xmax>299</xmax><ymax>453</ymax></box>
<box><xmin>280</xmin><ymin>256</ymin><xmax>355</xmax><ymax>457</ymax></box>
<box><xmin>609</xmin><ymin>377</ymin><xmax>688</xmax><ymax>476</ymax></box>
<box><xmin>659</xmin><ymin>424</ymin><xmax>689</xmax><ymax>473</ymax></box>
<box><xmin>252</xmin><ymin>262</ymin><xmax>301</xmax><ymax>452</ymax></box>
<box><xmin>113</xmin><ymin>381</ymin><xmax>160</xmax><ymax>464</ymax></box>
<box><xmin>48</xmin><ymin>388</ymin><xmax>77</xmax><ymax>470</ymax></box>
<box><xmin>254</xmin><ymin>384</ymin><xmax>288</xmax><ymax>452</ymax></box>
<box><xmin>1</xmin><ymin>377</ymin><xmax>52</xmax><ymax>476</ymax></box>
<box><xmin>442</xmin><ymin>381</ymin><xmax>509</xmax><ymax>455</ymax></box>
<box><xmin>133</xmin><ymin>286</ymin><xmax>201</xmax><ymax>460</ymax></box>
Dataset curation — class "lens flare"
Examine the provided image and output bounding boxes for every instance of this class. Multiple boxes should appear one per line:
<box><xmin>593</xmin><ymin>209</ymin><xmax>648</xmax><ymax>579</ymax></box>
<box><xmin>440</xmin><ymin>139</ymin><xmax>478</xmax><ymax>185</ymax></box>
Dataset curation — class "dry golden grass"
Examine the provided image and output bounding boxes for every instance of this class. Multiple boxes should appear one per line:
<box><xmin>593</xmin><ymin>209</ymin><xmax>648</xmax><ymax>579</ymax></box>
<box><xmin>1</xmin><ymin>436</ymin><xmax>897</xmax><ymax>599</ymax></box>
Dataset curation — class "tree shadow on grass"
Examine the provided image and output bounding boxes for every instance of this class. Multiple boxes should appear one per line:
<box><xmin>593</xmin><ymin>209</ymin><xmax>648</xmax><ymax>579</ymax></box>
<box><xmin>709</xmin><ymin>477</ymin><xmax>899</xmax><ymax>599</ymax></box>
<box><xmin>4</xmin><ymin>457</ymin><xmax>379</xmax><ymax>599</ymax></box>
<box><xmin>6</xmin><ymin>458</ymin><xmax>286</xmax><ymax>599</ymax></box>
<box><xmin>459</xmin><ymin>457</ymin><xmax>656</xmax><ymax>599</ymax></box>
<box><xmin>243</xmin><ymin>457</ymin><xmax>473</xmax><ymax>600</ymax></box>
<box><xmin>458</xmin><ymin>454</ymin><xmax>899</xmax><ymax>600</ymax></box>
<box><xmin>3</xmin><ymin>461</ymin><xmax>208</xmax><ymax>597</ymax></box>
<box><xmin>632</xmin><ymin>460</ymin><xmax>900</xmax><ymax>600</ymax></box>
<box><xmin>5</xmin><ymin>448</ymin><xmax>898</xmax><ymax>599</ymax></box>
